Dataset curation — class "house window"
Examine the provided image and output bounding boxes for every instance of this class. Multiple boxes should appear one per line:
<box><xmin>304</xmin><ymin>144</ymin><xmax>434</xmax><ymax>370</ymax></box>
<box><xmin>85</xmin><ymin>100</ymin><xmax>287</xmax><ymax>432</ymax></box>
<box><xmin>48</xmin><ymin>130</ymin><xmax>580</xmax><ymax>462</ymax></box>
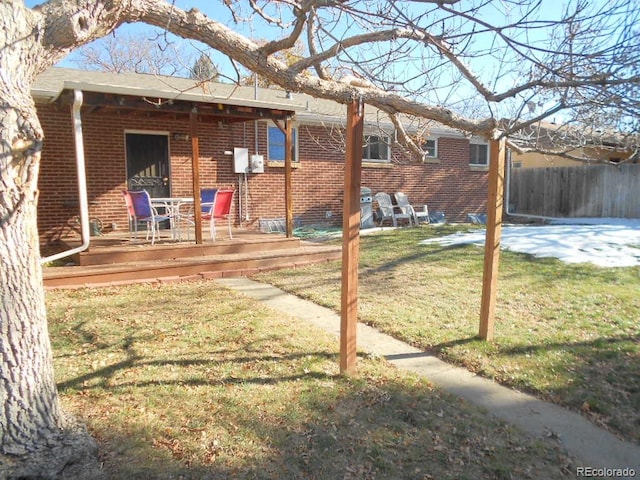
<box><xmin>363</xmin><ymin>135</ymin><xmax>390</xmax><ymax>162</ymax></box>
<box><xmin>470</xmin><ymin>142</ymin><xmax>489</xmax><ymax>166</ymax></box>
<box><xmin>267</xmin><ymin>125</ymin><xmax>298</xmax><ymax>162</ymax></box>
<box><xmin>422</xmin><ymin>139</ymin><xmax>438</xmax><ymax>158</ymax></box>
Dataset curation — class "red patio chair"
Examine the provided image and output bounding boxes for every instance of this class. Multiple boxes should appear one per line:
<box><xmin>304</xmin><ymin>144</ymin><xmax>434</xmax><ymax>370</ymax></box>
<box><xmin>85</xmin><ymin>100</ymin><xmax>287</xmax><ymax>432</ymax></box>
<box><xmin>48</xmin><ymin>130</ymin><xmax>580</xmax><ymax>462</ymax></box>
<box><xmin>202</xmin><ymin>189</ymin><xmax>234</xmax><ymax>241</ymax></box>
<box><xmin>122</xmin><ymin>190</ymin><xmax>136</xmax><ymax>241</ymax></box>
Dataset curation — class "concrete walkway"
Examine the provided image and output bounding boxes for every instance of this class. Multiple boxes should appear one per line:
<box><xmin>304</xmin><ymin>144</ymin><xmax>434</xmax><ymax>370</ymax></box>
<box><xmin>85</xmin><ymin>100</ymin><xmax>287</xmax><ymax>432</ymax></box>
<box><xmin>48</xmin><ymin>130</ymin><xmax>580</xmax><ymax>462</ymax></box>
<box><xmin>217</xmin><ymin>277</ymin><xmax>640</xmax><ymax>475</ymax></box>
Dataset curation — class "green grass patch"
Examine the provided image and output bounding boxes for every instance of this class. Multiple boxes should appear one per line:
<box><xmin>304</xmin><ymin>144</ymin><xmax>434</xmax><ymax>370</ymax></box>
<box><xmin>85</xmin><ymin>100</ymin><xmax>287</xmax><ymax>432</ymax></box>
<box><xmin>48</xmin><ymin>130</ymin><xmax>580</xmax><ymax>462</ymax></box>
<box><xmin>48</xmin><ymin>281</ymin><xmax>573</xmax><ymax>479</ymax></box>
<box><xmin>254</xmin><ymin>224</ymin><xmax>640</xmax><ymax>444</ymax></box>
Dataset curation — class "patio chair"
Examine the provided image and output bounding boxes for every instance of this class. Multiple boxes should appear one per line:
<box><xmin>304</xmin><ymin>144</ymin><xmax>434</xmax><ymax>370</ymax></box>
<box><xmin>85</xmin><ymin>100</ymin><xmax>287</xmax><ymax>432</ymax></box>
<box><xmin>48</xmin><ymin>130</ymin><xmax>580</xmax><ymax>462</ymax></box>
<box><xmin>373</xmin><ymin>192</ymin><xmax>413</xmax><ymax>227</ymax></box>
<box><xmin>181</xmin><ymin>188</ymin><xmax>234</xmax><ymax>241</ymax></box>
<box><xmin>122</xmin><ymin>189</ymin><xmax>172</xmax><ymax>245</ymax></box>
<box><xmin>202</xmin><ymin>189</ymin><xmax>235</xmax><ymax>240</ymax></box>
<box><xmin>177</xmin><ymin>188</ymin><xmax>217</xmax><ymax>241</ymax></box>
<box><xmin>122</xmin><ymin>190</ymin><xmax>136</xmax><ymax>241</ymax></box>
<box><xmin>394</xmin><ymin>192</ymin><xmax>430</xmax><ymax>224</ymax></box>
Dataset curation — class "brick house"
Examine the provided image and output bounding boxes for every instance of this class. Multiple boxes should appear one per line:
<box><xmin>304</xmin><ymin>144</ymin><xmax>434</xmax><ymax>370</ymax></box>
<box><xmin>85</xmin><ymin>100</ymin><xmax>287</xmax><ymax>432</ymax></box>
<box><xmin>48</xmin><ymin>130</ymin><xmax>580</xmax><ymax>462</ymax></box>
<box><xmin>32</xmin><ymin>67</ymin><xmax>490</xmax><ymax>245</ymax></box>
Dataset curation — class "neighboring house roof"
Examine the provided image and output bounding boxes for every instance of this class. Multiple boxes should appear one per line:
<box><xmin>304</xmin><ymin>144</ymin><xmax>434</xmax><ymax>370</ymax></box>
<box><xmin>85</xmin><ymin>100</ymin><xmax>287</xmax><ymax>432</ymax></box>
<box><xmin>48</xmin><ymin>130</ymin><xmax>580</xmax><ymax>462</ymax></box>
<box><xmin>508</xmin><ymin>120</ymin><xmax>636</xmax><ymax>153</ymax></box>
<box><xmin>32</xmin><ymin>67</ymin><xmax>462</xmax><ymax>137</ymax></box>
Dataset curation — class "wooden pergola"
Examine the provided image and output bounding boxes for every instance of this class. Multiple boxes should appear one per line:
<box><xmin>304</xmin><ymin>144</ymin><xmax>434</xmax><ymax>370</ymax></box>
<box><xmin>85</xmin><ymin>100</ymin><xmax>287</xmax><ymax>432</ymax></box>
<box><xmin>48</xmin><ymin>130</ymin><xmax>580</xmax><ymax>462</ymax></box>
<box><xmin>338</xmin><ymin>100</ymin><xmax>506</xmax><ymax>373</ymax></box>
<box><xmin>66</xmin><ymin>85</ymin><xmax>506</xmax><ymax>375</ymax></box>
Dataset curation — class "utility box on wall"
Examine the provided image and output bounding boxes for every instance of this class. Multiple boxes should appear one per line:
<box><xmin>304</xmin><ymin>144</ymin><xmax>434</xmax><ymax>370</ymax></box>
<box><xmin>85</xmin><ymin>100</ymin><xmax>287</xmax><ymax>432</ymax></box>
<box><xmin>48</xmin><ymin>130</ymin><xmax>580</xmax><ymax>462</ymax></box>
<box><xmin>250</xmin><ymin>154</ymin><xmax>264</xmax><ymax>173</ymax></box>
<box><xmin>233</xmin><ymin>147</ymin><xmax>249</xmax><ymax>173</ymax></box>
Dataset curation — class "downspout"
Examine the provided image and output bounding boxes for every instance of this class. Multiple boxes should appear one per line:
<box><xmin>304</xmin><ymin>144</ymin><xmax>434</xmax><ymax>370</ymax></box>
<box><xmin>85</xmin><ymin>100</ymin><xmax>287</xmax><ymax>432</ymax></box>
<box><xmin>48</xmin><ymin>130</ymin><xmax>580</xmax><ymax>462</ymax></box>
<box><xmin>504</xmin><ymin>144</ymin><xmax>562</xmax><ymax>222</ymax></box>
<box><xmin>41</xmin><ymin>90</ymin><xmax>91</xmax><ymax>264</ymax></box>
<box><xmin>247</xmin><ymin>74</ymin><xmax>260</xmax><ymax>222</ymax></box>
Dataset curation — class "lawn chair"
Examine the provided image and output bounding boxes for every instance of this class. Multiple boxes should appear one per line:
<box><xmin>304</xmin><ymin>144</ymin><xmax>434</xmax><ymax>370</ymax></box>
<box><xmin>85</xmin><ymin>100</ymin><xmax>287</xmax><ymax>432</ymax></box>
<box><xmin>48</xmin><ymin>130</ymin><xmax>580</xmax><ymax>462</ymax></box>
<box><xmin>373</xmin><ymin>192</ymin><xmax>413</xmax><ymax>227</ymax></box>
<box><xmin>122</xmin><ymin>189</ymin><xmax>172</xmax><ymax>245</ymax></box>
<box><xmin>394</xmin><ymin>192</ymin><xmax>430</xmax><ymax>224</ymax></box>
<box><xmin>202</xmin><ymin>188</ymin><xmax>235</xmax><ymax>241</ymax></box>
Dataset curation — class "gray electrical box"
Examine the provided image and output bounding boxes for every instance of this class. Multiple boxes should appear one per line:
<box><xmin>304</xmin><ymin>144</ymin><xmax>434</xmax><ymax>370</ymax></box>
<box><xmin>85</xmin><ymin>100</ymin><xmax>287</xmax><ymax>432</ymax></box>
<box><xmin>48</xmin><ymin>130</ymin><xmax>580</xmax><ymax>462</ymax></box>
<box><xmin>233</xmin><ymin>147</ymin><xmax>249</xmax><ymax>173</ymax></box>
<box><xmin>250</xmin><ymin>154</ymin><xmax>264</xmax><ymax>173</ymax></box>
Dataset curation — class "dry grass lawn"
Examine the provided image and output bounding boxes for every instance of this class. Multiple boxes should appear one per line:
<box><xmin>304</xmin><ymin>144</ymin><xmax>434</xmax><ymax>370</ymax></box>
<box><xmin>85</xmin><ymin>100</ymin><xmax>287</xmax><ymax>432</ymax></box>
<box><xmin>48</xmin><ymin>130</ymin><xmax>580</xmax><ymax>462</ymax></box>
<box><xmin>256</xmin><ymin>225</ymin><xmax>640</xmax><ymax>445</ymax></box>
<box><xmin>48</xmin><ymin>281</ymin><xmax>576</xmax><ymax>479</ymax></box>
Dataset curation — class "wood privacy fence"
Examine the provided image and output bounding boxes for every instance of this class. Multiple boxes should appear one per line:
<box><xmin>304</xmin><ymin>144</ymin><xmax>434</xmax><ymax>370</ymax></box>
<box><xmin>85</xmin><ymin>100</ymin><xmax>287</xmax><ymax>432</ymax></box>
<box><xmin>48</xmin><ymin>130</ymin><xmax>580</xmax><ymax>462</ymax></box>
<box><xmin>507</xmin><ymin>164</ymin><xmax>640</xmax><ymax>218</ymax></box>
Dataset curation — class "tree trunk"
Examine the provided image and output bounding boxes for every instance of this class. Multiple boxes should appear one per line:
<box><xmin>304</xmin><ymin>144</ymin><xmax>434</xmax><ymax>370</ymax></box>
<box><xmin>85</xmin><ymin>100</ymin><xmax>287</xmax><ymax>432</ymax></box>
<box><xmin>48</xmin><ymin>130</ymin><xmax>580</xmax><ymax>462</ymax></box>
<box><xmin>0</xmin><ymin>5</ymin><xmax>102</xmax><ymax>478</ymax></box>
<box><xmin>0</xmin><ymin>12</ymin><xmax>64</xmax><ymax>459</ymax></box>
<box><xmin>0</xmin><ymin>147</ymin><xmax>63</xmax><ymax>455</ymax></box>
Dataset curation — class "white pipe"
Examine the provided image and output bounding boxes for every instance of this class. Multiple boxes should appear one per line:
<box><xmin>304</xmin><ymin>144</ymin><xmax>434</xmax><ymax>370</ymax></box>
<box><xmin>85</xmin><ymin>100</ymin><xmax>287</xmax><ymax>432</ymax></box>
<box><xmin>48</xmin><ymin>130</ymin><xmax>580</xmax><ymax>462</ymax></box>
<box><xmin>252</xmin><ymin>81</ymin><xmax>258</xmax><ymax>222</ymax></box>
<box><xmin>41</xmin><ymin>90</ymin><xmax>91</xmax><ymax>264</ymax></box>
<box><xmin>238</xmin><ymin>173</ymin><xmax>243</xmax><ymax>225</ymax></box>
<box><xmin>244</xmin><ymin>172</ymin><xmax>249</xmax><ymax>221</ymax></box>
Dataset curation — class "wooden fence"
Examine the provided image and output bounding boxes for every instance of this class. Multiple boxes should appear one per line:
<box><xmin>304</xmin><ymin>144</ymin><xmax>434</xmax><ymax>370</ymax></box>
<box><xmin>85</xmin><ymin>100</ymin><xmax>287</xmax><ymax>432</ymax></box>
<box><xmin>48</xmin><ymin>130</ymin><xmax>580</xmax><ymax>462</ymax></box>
<box><xmin>507</xmin><ymin>164</ymin><xmax>640</xmax><ymax>218</ymax></box>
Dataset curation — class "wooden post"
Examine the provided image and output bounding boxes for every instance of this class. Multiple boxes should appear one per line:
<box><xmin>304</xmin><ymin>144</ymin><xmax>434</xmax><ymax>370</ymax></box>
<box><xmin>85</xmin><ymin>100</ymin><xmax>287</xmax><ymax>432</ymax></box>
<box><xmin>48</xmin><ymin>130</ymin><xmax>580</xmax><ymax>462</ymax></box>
<box><xmin>479</xmin><ymin>138</ymin><xmax>506</xmax><ymax>340</ymax></box>
<box><xmin>190</xmin><ymin>111</ymin><xmax>203</xmax><ymax>244</ymax></box>
<box><xmin>285</xmin><ymin>117</ymin><xmax>294</xmax><ymax>238</ymax></box>
<box><xmin>340</xmin><ymin>99</ymin><xmax>364</xmax><ymax>374</ymax></box>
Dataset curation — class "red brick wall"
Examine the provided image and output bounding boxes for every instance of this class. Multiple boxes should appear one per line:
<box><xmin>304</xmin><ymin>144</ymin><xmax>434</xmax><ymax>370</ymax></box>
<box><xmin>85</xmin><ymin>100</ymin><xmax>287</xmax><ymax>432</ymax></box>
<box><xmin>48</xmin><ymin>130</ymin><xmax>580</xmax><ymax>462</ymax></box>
<box><xmin>36</xmin><ymin>104</ymin><xmax>488</xmax><ymax>243</ymax></box>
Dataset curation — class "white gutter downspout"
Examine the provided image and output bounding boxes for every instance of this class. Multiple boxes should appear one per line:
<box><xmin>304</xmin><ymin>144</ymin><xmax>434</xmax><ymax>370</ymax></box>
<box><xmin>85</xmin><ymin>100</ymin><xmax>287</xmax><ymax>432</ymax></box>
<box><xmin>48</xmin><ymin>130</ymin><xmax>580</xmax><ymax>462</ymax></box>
<box><xmin>41</xmin><ymin>90</ymin><xmax>91</xmax><ymax>264</ymax></box>
<box><xmin>504</xmin><ymin>140</ymin><xmax>561</xmax><ymax>222</ymax></box>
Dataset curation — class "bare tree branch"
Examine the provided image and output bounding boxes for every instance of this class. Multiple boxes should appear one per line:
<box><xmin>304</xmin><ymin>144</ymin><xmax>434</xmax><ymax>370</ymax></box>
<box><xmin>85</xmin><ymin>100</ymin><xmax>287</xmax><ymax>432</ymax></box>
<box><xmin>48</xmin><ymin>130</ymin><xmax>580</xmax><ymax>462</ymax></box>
<box><xmin>29</xmin><ymin>0</ymin><xmax>640</xmax><ymax>151</ymax></box>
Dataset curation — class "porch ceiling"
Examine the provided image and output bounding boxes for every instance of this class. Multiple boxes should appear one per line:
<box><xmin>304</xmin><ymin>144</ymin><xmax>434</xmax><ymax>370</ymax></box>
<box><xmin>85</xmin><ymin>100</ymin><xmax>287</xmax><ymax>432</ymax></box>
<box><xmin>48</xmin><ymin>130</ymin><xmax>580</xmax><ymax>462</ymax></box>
<box><xmin>54</xmin><ymin>89</ymin><xmax>295</xmax><ymax>124</ymax></box>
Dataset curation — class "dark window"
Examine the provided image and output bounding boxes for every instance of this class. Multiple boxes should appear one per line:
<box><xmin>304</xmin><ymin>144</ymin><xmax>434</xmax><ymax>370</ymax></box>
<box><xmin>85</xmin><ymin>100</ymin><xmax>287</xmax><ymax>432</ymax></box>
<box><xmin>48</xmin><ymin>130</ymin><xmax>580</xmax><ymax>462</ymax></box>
<box><xmin>423</xmin><ymin>139</ymin><xmax>437</xmax><ymax>158</ymax></box>
<box><xmin>470</xmin><ymin>143</ymin><xmax>489</xmax><ymax>166</ymax></box>
<box><xmin>363</xmin><ymin>135</ymin><xmax>390</xmax><ymax>162</ymax></box>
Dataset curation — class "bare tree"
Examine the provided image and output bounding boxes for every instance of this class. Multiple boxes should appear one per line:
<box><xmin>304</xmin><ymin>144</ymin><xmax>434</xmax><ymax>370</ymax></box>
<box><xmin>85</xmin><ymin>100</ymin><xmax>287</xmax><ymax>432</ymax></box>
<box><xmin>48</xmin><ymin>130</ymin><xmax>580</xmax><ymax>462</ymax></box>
<box><xmin>72</xmin><ymin>26</ymin><xmax>194</xmax><ymax>76</ymax></box>
<box><xmin>191</xmin><ymin>52</ymin><xmax>219</xmax><ymax>82</ymax></box>
<box><xmin>1</xmin><ymin>0</ymin><xmax>638</xmax><ymax>476</ymax></box>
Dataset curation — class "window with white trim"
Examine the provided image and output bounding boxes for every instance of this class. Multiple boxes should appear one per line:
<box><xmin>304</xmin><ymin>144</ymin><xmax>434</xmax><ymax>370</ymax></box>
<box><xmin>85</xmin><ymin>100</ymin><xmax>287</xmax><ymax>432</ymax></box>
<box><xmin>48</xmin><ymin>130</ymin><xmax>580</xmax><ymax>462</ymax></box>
<box><xmin>422</xmin><ymin>138</ymin><xmax>438</xmax><ymax>158</ymax></box>
<box><xmin>267</xmin><ymin>125</ymin><xmax>298</xmax><ymax>162</ymax></box>
<box><xmin>363</xmin><ymin>135</ymin><xmax>390</xmax><ymax>162</ymax></box>
<box><xmin>469</xmin><ymin>142</ymin><xmax>489</xmax><ymax>166</ymax></box>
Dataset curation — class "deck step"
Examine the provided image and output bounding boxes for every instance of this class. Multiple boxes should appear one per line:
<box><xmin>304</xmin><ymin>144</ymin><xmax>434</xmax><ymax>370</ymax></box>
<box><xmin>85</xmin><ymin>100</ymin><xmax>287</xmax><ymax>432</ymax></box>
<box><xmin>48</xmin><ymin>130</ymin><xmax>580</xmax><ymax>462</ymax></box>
<box><xmin>43</xmin><ymin>244</ymin><xmax>341</xmax><ymax>288</ymax></box>
<box><xmin>76</xmin><ymin>237</ymin><xmax>303</xmax><ymax>266</ymax></box>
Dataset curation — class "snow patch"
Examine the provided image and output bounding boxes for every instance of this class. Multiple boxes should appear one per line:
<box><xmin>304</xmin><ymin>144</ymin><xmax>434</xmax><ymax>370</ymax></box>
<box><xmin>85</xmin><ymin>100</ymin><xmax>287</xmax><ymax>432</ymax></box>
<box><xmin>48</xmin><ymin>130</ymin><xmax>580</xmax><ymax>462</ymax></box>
<box><xmin>419</xmin><ymin>219</ymin><xmax>640</xmax><ymax>267</ymax></box>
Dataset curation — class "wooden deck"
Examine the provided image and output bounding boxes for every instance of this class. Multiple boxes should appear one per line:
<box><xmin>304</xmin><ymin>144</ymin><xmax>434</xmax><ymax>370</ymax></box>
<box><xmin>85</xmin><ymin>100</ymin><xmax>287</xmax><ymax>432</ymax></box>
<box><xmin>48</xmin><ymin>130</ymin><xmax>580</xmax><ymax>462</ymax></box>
<box><xmin>42</xmin><ymin>229</ymin><xmax>342</xmax><ymax>289</ymax></box>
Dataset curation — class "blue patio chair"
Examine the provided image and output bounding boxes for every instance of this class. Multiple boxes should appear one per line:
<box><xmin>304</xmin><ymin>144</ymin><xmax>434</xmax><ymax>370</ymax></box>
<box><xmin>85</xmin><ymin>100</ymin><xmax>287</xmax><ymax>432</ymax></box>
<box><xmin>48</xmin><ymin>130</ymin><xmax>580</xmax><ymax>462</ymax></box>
<box><xmin>179</xmin><ymin>188</ymin><xmax>218</xmax><ymax>241</ymax></box>
<box><xmin>124</xmin><ymin>190</ymin><xmax>171</xmax><ymax>245</ymax></box>
<box><xmin>200</xmin><ymin>188</ymin><xmax>218</xmax><ymax>216</ymax></box>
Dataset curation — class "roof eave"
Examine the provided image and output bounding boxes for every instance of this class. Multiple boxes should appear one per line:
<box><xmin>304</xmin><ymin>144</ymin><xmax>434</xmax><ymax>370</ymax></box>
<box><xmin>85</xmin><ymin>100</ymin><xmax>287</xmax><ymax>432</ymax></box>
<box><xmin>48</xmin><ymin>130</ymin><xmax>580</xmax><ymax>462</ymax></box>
<box><xmin>55</xmin><ymin>80</ymin><xmax>296</xmax><ymax>113</ymax></box>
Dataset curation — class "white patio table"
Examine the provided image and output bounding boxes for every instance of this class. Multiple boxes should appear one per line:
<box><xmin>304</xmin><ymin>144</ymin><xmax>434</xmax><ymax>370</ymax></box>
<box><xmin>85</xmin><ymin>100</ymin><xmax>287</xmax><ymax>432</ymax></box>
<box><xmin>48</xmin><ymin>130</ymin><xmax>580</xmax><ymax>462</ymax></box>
<box><xmin>151</xmin><ymin>197</ymin><xmax>193</xmax><ymax>240</ymax></box>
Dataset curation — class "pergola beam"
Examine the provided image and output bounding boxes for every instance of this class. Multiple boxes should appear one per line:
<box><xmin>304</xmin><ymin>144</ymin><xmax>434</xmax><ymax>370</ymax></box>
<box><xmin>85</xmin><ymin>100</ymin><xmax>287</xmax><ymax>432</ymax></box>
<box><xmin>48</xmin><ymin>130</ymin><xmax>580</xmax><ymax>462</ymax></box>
<box><xmin>190</xmin><ymin>111</ymin><xmax>203</xmax><ymax>244</ymax></box>
<box><xmin>285</xmin><ymin>118</ymin><xmax>294</xmax><ymax>238</ymax></box>
<box><xmin>274</xmin><ymin>118</ymin><xmax>295</xmax><ymax>238</ymax></box>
